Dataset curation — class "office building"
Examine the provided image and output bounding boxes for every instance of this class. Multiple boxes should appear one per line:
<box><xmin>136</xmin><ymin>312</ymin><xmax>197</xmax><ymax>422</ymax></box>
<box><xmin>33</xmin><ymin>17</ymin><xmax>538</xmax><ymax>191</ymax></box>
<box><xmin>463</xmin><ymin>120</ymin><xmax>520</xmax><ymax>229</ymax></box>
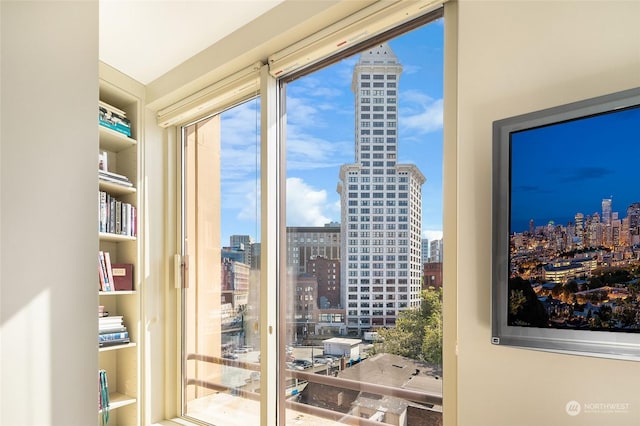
<box><xmin>337</xmin><ymin>43</ymin><xmax>425</xmax><ymax>334</ymax></box>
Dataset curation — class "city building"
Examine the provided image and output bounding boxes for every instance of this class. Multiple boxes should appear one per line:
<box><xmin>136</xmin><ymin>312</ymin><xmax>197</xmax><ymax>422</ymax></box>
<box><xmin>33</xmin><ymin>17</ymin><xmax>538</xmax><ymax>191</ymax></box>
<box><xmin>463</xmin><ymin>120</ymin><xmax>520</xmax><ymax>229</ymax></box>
<box><xmin>337</xmin><ymin>43</ymin><xmax>425</xmax><ymax>335</ymax></box>
<box><xmin>286</xmin><ymin>224</ymin><xmax>341</xmax><ymax>274</ymax></box>
<box><xmin>421</xmin><ymin>238</ymin><xmax>430</xmax><ymax>264</ymax></box>
<box><xmin>423</xmin><ymin>262</ymin><xmax>443</xmax><ymax>289</ymax></box>
<box><xmin>307</xmin><ymin>256</ymin><xmax>341</xmax><ymax>309</ymax></box>
<box><xmin>287</xmin><ymin>272</ymin><xmax>319</xmax><ymax>342</ymax></box>
<box><xmin>429</xmin><ymin>239</ymin><xmax>443</xmax><ymax>263</ymax></box>
<box><xmin>229</xmin><ymin>234</ymin><xmax>255</xmax><ymax>266</ymax></box>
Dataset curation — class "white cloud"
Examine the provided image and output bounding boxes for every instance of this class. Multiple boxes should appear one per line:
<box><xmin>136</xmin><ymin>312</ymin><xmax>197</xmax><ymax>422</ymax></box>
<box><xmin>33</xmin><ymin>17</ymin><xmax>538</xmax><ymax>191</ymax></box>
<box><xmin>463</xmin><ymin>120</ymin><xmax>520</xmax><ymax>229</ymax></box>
<box><xmin>221</xmin><ymin>178</ymin><xmax>260</xmax><ymax>221</ymax></box>
<box><xmin>401</xmin><ymin>90</ymin><xmax>443</xmax><ymax>135</ymax></box>
<box><xmin>220</xmin><ymin>100</ymin><xmax>261</xmax><ymax>180</ymax></box>
<box><xmin>286</xmin><ymin>177</ymin><xmax>332</xmax><ymax>226</ymax></box>
<box><xmin>422</xmin><ymin>229</ymin><xmax>443</xmax><ymax>242</ymax></box>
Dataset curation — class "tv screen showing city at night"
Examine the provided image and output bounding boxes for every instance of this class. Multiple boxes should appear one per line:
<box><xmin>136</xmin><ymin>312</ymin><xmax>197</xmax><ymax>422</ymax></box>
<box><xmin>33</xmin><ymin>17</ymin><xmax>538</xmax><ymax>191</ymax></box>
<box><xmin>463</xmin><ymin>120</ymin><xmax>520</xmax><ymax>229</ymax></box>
<box><xmin>508</xmin><ymin>104</ymin><xmax>640</xmax><ymax>332</ymax></box>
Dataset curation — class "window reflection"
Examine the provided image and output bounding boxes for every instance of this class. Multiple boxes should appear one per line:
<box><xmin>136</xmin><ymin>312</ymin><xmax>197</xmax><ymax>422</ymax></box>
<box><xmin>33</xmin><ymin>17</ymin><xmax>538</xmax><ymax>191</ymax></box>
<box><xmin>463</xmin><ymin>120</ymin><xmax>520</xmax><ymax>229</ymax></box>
<box><xmin>182</xmin><ymin>98</ymin><xmax>262</xmax><ymax>425</ymax></box>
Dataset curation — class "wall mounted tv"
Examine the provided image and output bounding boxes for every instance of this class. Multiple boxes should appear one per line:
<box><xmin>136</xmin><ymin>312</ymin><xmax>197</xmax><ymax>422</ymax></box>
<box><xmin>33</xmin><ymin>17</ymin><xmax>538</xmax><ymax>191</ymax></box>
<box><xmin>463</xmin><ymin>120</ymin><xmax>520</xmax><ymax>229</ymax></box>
<box><xmin>492</xmin><ymin>87</ymin><xmax>640</xmax><ymax>360</ymax></box>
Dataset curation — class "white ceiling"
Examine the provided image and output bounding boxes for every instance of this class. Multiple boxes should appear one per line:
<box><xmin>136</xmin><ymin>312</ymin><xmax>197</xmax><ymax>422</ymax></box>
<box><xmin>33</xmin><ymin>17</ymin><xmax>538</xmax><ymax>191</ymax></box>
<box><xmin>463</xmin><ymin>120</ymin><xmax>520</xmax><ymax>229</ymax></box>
<box><xmin>99</xmin><ymin>1</ymin><xmax>284</xmax><ymax>85</ymax></box>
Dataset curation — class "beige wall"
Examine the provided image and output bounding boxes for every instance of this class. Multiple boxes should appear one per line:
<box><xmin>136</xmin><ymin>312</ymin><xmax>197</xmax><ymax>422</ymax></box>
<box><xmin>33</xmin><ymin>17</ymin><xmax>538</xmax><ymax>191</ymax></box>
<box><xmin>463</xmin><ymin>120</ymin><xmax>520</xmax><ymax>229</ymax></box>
<box><xmin>0</xmin><ymin>2</ymin><xmax>98</xmax><ymax>425</ymax></box>
<box><xmin>455</xmin><ymin>1</ymin><xmax>640</xmax><ymax>425</ymax></box>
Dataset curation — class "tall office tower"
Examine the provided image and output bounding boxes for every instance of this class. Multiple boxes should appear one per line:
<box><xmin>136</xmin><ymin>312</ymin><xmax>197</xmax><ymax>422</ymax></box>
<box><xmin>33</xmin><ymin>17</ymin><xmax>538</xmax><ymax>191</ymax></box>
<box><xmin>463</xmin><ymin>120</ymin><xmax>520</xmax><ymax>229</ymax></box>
<box><xmin>602</xmin><ymin>198</ymin><xmax>612</xmax><ymax>246</ymax></box>
<box><xmin>602</xmin><ymin>198</ymin><xmax>612</xmax><ymax>225</ymax></box>
<box><xmin>337</xmin><ymin>43</ymin><xmax>425</xmax><ymax>335</ymax></box>
<box><xmin>574</xmin><ymin>212</ymin><xmax>584</xmax><ymax>248</ymax></box>
<box><xmin>421</xmin><ymin>238</ymin><xmax>430</xmax><ymax>265</ymax></box>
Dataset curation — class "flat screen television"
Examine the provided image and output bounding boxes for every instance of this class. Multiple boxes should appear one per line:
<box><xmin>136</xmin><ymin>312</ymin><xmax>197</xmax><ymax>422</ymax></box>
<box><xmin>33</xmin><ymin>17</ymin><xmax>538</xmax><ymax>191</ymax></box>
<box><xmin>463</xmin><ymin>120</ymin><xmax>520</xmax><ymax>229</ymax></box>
<box><xmin>492</xmin><ymin>87</ymin><xmax>640</xmax><ymax>360</ymax></box>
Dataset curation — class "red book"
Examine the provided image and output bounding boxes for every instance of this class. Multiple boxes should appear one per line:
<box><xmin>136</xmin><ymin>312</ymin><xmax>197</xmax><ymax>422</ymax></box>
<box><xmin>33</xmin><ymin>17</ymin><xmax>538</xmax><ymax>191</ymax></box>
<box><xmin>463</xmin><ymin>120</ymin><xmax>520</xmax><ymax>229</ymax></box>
<box><xmin>111</xmin><ymin>263</ymin><xmax>133</xmax><ymax>291</ymax></box>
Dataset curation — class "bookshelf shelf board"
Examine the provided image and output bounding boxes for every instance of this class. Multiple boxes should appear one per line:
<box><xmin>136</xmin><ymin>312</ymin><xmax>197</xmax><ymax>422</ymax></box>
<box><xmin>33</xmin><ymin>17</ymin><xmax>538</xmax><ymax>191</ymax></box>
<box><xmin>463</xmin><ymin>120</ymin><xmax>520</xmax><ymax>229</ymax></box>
<box><xmin>99</xmin><ymin>125</ymin><xmax>137</xmax><ymax>153</ymax></box>
<box><xmin>99</xmin><ymin>392</ymin><xmax>136</xmax><ymax>412</ymax></box>
<box><xmin>99</xmin><ymin>232</ymin><xmax>136</xmax><ymax>242</ymax></box>
<box><xmin>99</xmin><ymin>290</ymin><xmax>136</xmax><ymax>296</ymax></box>
<box><xmin>99</xmin><ymin>179</ymin><xmax>137</xmax><ymax>196</ymax></box>
<box><xmin>99</xmin><ymin>342</ymin><xmax>137</xmax><ymax>353</ymax></box>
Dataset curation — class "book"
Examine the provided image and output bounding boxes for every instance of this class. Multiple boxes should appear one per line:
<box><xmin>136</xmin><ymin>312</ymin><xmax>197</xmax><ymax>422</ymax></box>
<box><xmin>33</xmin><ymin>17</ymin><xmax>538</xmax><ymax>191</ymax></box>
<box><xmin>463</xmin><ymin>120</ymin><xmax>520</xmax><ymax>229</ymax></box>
<box><xmin>99</xmin><ymin>331</ymin><xmax>129</xmax><ymax>342</ymax></box>
<box><xmin>115</xmin><ymin>200</ymin><xmax>122</xmax><ymax>235</ymax></box>
<box><xmin>111</xmin><ymin>263</ymin><xmax>133</xmax><ymax>291</ymax></box>
<box><xmin>98</xmin><ymin>317</ymin><xmax>124</xmax><ymax>331</ymax></box>
<box><xmin>99</xmin><ymin>100</ymin><xmax>126</xmax><ymax>117</ymax></box>
<box><xmin>98</xmin><ymin>251</ymin><xmax>111</xmax><ymax>291</ymax></box>
<box><xmin>99</xmin><ymin>315</ymin><xmax>123</xmax><ymax>324</ymax></box>
<box><xmin>99</xmin><ymin>191</ymin><xmax>107</xmax><ymax>233</ymax></box>
<box><xmin>99</xmin><ymin>369</ymin><xmax>109</xmax><ymax>423</ymax></box>
<box><xmin>99</xmin><ymin>326</ymin><xmax>127</xmax><ymax>334</ymax></box>
<box><xmin>98</xmin><ymin>172</ymin><xmax>133</xmax><ymax>186</ymax></box>
<box><xmin>99</xmin><ymin>338</ymin><xmax>130</xmax><ymax>348</ymax></box>
<box><xmin>104</xmin><ymin>252</ymin><xmax>115</xmax><ymax>292</ymax></box>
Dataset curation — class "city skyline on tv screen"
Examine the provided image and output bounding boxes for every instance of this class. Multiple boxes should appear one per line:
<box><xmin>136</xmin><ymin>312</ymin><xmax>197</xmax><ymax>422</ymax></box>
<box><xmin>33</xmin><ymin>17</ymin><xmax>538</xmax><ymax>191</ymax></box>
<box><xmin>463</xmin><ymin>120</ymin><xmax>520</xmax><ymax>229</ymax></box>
<box><xmin>507</xmin><ymin>104</ymin><xmax>640</xmax><ymax>332</ymax></box>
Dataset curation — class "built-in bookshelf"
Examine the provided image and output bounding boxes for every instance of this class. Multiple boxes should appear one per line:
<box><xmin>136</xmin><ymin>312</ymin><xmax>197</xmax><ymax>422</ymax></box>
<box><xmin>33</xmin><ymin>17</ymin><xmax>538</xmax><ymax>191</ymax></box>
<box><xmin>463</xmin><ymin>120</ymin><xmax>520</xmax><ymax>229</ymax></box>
<box><xmin>98</xmin><ymin>64</ymin><xmax>143</xmax><ymax>426</ymax></box>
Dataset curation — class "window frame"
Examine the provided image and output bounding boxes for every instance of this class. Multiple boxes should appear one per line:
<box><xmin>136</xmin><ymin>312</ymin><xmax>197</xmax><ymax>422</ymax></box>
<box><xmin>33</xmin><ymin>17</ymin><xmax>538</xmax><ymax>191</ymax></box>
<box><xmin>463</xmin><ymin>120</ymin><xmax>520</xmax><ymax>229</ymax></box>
<box><xmin>164</xmin><ymin>5</ymin><xmax>447</xmax><ymax>426</ymax></box>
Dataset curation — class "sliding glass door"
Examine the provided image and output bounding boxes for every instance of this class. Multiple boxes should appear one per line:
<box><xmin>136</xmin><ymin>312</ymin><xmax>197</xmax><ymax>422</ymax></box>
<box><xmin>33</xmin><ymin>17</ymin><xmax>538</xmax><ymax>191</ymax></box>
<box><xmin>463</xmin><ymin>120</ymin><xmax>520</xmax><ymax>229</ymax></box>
<box><xmin>281</xmin><ymin>20</ymin><xmax>445</xmax><ymax>425</ymax></box>
<box><xmin>180</xmin><ymin>98</ymin><xmax>262</xmax><ymax>425</ymax></box>
<box><xmin>177</xmin><ymin>11</ymin><xmax>445</xmax><ymax>426</ymax></box>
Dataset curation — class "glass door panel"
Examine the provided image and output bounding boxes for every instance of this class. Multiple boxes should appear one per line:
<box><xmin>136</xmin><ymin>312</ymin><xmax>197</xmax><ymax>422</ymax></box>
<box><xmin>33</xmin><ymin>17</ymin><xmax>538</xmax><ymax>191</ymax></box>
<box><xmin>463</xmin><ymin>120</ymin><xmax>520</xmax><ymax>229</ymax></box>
<box><xmin>181</xmin><ymin>98</ymin><xmax>262</xmax><ymax>425</ymax></box>
<box><xmin>282</xmin><ymin>22</ymin><xmax>444</xmax><ymax>425</ymax></box>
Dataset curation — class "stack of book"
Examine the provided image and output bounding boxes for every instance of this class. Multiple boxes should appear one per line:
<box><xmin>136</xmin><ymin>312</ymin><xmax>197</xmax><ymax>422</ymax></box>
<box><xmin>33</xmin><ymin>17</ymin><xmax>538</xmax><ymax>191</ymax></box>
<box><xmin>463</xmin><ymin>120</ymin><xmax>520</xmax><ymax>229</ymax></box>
<box><xmin>98</xmin><ymin>192</ymin><xmax>137</xmax><ymax>237</ymax></box>
<box><xmin>99</xmin><ymin>169</ymin><xmax>133</xmax><ymax>187</ymax></box>
<box><xmin>98</xmin><ymin>150</ymin><xmax>133</xmax><ymax>187</ymax></box>
<box><xmin>99</xmin><ymin>315</ymin><xmax>129</xmax><ymax>348</ymax></box>
<box><xmin>99</xmin><ymin>100</ymin><xmax>131</xmax><ymax>137</ymax></box>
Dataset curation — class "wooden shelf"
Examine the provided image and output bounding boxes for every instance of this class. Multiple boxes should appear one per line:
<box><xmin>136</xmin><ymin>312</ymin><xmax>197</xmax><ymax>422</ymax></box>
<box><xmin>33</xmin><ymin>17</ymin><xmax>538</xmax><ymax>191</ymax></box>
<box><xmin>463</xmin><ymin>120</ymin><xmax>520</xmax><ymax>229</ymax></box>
<box><xmin>99</xmin><ymin>290</ymin><xmax>136</xmax><ymax>296</ymax></box>
<box><xmin>99</xmin><ymin>232</ymin><xmax>136</xmax><ymax>243</ymax></box>
<box><xmin>99</xmin><ymin>391</ymin><xmax>137</xmax><ymax>412</ymax></box>
<box><xmin>99</xmin><ymin>342</ymin><xmax>137</xmax><ymax>353</ymax></box>
<box><xmin>99</xmin><ymin>125</ymin><xmax>137</xmax><ymax>153</ymax></box>
<box><xmin>98</xmin><ymin>68</ymin><xmax>142</xmax><ymax>426</ymax></box>
<box><xmin>99</xmin><ymin>179</ymin><xmax>136</xmax><ymax>196</ymax></box>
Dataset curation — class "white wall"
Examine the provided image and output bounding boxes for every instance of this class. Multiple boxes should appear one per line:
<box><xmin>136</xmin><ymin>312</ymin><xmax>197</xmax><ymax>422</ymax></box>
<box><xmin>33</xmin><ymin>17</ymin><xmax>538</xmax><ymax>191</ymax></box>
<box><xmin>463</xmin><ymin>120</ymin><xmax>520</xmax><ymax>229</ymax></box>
<box><xmin>455</xmin><ymin>2</ymin><xmax>640</xmax><ymax>425</ymax></box>
<box><xmin>0</xmin><ymin>2</ymin><xmax>98</xmax><ymax>425</ymax></box>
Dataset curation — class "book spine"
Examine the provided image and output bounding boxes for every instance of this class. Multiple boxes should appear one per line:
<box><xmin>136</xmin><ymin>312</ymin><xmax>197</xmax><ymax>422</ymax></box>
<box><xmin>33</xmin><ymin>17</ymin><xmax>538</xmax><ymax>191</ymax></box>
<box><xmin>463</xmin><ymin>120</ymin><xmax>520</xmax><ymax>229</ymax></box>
<box><xmin>99</xmin><ymin>326</ymin><xmax>127</xmax><ymax>334</ymax></box>
<box><xmin>109</xmin><ymin>196</ymin><xmax>115</xmax><ymax>234</ymax></box>
<box><xmin>98</xmin><ymin>251</ymin><xmax>111</xmax><ymax>291</ymax></box>
<box><xmin>115</xmin><ymin>200</ymin><xmax>122</xmax><ymax>235</ymax></box>
<box><xmin>99</xmin><ymin>369</ymin><xmax>109</xmax><ymax>422</ymax></box>
<box><xmin>132</xmin><ymin>205</ymin><xmax>137</xmax><ymax>237</ymax></box>
<box><xmin>98</xmin><ymin>252</ymin><xmax>107</xmax><ymax>291</ymax></box>
<box><xmin>99</xmin><ymin>191</ymin><xmax>107</xmax><ymax>233</ymax></box>
<box><xmin>99</xmin><ymin>331</ymin><xmax>129</xmax><ymax>341</ymax></box>
<box><xmin>104</xmin><ymin>252</ymin><xmax>115</xmax><ymax>292</ymax></box>
<box><xmin>99</xmin><ymin>338</ymin><xmax>131</xmax><ymax>348</ymax></box>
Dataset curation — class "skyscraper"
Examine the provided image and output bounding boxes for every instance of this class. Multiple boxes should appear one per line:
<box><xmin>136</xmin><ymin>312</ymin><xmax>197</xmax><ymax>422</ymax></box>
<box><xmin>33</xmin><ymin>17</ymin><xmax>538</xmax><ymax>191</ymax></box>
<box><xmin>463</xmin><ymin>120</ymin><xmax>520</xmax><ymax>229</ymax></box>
<box><xmin>602</xmin><ymin>198</ymin><xmax>613</xmax><ymax>246</ymax></box>
<box><xmin>337</xmin><ymin>43</ymin><xmax>425</xmax><ymax>335</ymax></box>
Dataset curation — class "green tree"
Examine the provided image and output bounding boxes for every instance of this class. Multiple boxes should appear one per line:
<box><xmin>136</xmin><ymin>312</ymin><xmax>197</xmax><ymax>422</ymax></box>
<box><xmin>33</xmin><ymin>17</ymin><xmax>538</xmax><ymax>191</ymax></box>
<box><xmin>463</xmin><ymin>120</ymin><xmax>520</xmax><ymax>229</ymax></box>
<box><xmin>377</xmin><ymin>286</ymin><xmax>443</xmax><ymax>365</ymax></box>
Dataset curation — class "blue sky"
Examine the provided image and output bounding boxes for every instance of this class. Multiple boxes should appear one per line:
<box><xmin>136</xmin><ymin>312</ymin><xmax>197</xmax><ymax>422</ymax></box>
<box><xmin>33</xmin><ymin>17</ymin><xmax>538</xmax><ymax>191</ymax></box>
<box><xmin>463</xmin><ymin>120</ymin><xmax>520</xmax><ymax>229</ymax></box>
<box><xmin>510</xmin><ymin>105</ymin><xmax>640</xmax><ymax>234</ymax></box>
<box><xmin>219</xmin><ymin>20</ymin><xmax>445</xmax><ymax>246</ymax></box>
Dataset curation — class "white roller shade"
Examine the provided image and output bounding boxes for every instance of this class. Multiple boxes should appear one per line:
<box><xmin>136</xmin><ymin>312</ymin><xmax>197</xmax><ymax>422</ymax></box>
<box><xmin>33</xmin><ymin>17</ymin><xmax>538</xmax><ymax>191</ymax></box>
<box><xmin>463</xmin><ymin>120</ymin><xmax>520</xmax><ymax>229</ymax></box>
<box><xmin>268</xmin><ymin>0</ymin><xmax>445</xmax><ymax>79</ymax></box>
<box><xmin>156</xmin><ymin>61</ymin><xmax>262</xmax><ymax>127</ymax></box>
